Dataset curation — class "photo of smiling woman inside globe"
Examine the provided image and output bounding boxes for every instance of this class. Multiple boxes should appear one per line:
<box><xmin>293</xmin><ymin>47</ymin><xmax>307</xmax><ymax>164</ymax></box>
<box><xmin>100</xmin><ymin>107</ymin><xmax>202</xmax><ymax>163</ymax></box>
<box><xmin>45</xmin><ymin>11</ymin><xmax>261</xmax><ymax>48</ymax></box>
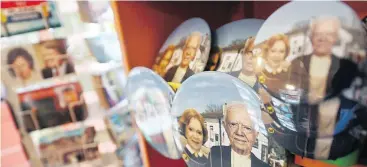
<box><xmin>171</xmin><ymin>72</ymin><xmax>288</xmax><ymax>167</ymax></box>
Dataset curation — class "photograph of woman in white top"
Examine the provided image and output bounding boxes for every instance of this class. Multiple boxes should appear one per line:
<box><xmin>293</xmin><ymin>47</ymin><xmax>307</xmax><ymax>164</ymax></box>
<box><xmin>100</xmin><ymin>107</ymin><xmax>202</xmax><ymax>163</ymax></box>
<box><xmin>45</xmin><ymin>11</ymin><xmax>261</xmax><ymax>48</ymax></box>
<box><xmin>6</xmin><ymin>47</ymin><xmax>42</xmax><ymax>86</ymax></box>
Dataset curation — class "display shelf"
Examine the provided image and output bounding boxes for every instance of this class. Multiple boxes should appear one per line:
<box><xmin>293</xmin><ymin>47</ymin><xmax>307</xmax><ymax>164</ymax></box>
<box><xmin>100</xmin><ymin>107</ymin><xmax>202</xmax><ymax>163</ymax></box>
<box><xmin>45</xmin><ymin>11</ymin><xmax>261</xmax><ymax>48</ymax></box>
<box><xmin>110</xmin><ymin>1</ymin><xmax>367</xmax><ymax>167</ymax></box>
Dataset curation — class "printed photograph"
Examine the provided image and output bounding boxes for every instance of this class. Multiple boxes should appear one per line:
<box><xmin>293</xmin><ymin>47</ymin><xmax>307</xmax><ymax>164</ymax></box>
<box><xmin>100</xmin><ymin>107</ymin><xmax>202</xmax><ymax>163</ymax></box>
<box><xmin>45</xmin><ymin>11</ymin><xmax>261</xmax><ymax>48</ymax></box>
<box><xmin>152</xmin><ymin>18</ymin><xmax>211</xmax><ymax>83</ymax></box>
<box><xmin>213</xmin><ymin>19</ymin><xmax>264</xmax><ymax>92</ymax></box>
<box><xmin>17</xmin><ymin>82</ymin><xmax>87</xmax><ymax>132</ymax></box>
<box><xmin>1</xmin><ymin>45</ymin><xmax>42</xmax><ymax>87</ymax></box>
<box><xmin>171</xmin><ymin>72</ymin><xmax>276</xmax><ymax>167</ymax></box>
<box><xmin>254</xmin><ymin>1</ymin><xmax>366</xmax><ymax>105</ymax></box>
<box><xmin>1</xmin><ymin>39</ymin><xmax>76</xmax><ymax>88</ymax></box>
<box><xmin>30</xmin><ymin>124</ymin><xmax>101</xmax><ymax>167</ymax></box>
<box><xmin>33</xmin><ymin>39</ymin><xmax>76</xmax><ymax>79</ymax></box>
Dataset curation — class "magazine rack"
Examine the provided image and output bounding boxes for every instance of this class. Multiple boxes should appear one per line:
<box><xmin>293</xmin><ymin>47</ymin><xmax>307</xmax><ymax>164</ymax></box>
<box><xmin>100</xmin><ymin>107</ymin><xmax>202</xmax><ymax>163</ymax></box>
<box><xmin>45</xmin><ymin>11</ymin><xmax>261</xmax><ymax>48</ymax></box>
<box><xmin>110</xmin><ymin>1</ymin><xmax>367</xmax><ymax>167</ymax></box>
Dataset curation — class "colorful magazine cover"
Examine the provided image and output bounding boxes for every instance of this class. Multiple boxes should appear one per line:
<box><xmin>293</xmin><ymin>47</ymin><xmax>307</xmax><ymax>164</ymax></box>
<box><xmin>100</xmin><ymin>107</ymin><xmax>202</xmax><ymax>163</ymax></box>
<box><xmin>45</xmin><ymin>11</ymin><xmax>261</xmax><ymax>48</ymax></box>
<box><xmin>17</xmin><ymin>81</ymin><xmax>87</xmax><ymax>132</ymax></box>
<box><xmin>1</xmin><ymin>1</ymin><xmax>61</xmax><ymax>37</ymax></box>
<box><xmin>30</xmin><ymin>119</ymin><xmax>118</xmax><ymax>167</ymax></box>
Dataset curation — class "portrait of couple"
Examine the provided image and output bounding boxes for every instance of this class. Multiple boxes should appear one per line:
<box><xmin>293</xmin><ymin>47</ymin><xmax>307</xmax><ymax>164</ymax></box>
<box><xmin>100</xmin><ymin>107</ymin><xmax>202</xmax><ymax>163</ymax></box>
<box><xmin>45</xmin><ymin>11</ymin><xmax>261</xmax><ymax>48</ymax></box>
<box><xmin>153</xmin><ymin>32</ymin><xmax>205</xmax><ymax>83</ymax></box>
<box><xmin>257</xmin><ymin>16</ymin><xmax>363</xmax><ymax>104</ymax></box>
<box><xmin>152</xmin><ymin>18</ymin><xmax>211</xmax><ymax>84</ymax></box>
<box><xmin>178</xmin><ymin>101</ymin><xmax>267</xmax><ymax>167</ymax></box>
<box><xmin>3</xmin><ymin>39</ymin><xmax>75</xmax><ymax>86</ymax></box>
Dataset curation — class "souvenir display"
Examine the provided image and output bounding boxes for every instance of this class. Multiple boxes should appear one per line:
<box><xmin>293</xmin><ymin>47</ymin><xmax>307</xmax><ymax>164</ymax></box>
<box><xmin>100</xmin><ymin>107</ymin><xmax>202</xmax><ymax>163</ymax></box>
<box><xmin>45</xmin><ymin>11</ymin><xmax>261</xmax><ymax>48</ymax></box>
<box><xmin>171</xmin><ymin>72</ymin><xmax>288</xmax><ymax>167</ymax></box>
<box><xmin>1</xmin><ymin>1</ymin><xmax>61</xmax><ymax>37</ymax></box>
<box><xmin>253</xmin><ymin>1</ymin><xmax>366</xmax><ymax>105</ymax></box>
<box><xmin>1</xmin><ymin>39</ymin><xmax>76</xmax><ymax>87</ymax></box>
<box><xmin>125</xmin><ymin>67</ymin><xmax>180</xmax><ymax>159</ymax></box>
<box><xmin>17</xmin><ymin>80</ymin><xmax>87</xmax><ymax>132</ymax></box>
<box><xmin>251</xmin><ymin>1</ymin><xmax>367</xmax><ymax>140</ymax></box>
<box><xmin>152</xmin><ymin>18</ymin><xmax>211</xmax><ymax>83</ymax></box>
<box><xmin>214</xmin><ymin>19</ymin><xmax>264</xmax><ymax>93</ymax></box>
<box><xmin>261</xmin><ymin>108</ymin><xmax>364</xmax><ymax>160</ymax></box>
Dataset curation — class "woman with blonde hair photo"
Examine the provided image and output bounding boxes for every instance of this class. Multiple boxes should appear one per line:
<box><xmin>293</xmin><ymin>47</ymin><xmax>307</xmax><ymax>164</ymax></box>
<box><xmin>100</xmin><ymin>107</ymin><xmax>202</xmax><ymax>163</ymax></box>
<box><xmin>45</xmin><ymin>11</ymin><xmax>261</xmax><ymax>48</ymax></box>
<box><xmin>153</xmin><ymin>45</ymin><xmax>175</xmax><ymax>77</ymax></box>
<box><xmin>260</xmin><ymin>34</ymin><xmax>298</xmax><ymax>93</ymax></box>
<box><xmin>179</xmin><ymin>108</ymin><xmax>209</xmax><ymax>167</ymax></box>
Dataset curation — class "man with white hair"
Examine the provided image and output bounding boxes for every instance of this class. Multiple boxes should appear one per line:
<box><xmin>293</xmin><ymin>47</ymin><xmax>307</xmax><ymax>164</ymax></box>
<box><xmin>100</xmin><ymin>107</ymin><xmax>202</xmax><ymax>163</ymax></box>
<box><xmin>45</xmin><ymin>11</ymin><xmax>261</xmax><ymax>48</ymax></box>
<box><xmin>164</xmin><ymin>32</ymin><xmax>202</xmax><ymax>83</ymax></box>
<box><xmin>207</xmin><ymin>102</ymin><xmax>267</xmax><ymax>167</ymax></box>
<box><xmin>291</xmin><ymin>16</ymin><xmax>341</xmax><ymax>103</ymax></box>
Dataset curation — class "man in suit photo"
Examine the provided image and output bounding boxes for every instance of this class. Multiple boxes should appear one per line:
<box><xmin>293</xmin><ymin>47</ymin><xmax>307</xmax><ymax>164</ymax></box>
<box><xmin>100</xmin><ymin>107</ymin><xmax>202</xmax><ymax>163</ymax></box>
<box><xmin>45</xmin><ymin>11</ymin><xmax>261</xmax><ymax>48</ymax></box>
<box><xmin>164</xmin><ymin>32</ymin><xmax>202</xmax><ymax>83</ymax></box>
<box><xmin>207</xmin><ymin>102</ymin><xmax>267</xmax><ymax>167</ymax></box>
<box><xmin>228</xmin><ymin>37</ymin><xmax>260</xmax><ymax>92</ymax></box>
<box><xmin>290</xmin><ymin>16</ymin><xmax>342</xmax><ymax>103</ymax></box>
<box><xmin>40</xmin><ymin>39</ymin><xmax>75</xmax><ymax>79</ymax></box>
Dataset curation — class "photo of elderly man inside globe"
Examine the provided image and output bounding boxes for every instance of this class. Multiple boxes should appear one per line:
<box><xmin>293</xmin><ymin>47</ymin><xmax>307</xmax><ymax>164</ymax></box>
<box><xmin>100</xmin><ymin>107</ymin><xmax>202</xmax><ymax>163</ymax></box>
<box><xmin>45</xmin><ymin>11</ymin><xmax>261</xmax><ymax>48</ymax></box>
<box><xmin>207</xmin><ymin>101</ymin><xmax>268</xmax><ymax>167</ymax></box>
<box><xmin>152</xmin><ymin>18</ymin><xmax>211</xmax><ymax>83</ymax></box>
<box><xmin>171</xmin><ymin>72</ymin><xmax>286</xmax><ymax>167</ymax></box>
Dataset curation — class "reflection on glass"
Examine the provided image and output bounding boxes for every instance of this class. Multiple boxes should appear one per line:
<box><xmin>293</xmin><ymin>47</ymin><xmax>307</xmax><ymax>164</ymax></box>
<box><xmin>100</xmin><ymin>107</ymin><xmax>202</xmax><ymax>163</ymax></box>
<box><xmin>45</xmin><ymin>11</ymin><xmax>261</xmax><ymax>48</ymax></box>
<box><xmin>126</xmin><ymin>67</ymin><xmax>180</xmax><ymax>159</ymax></box>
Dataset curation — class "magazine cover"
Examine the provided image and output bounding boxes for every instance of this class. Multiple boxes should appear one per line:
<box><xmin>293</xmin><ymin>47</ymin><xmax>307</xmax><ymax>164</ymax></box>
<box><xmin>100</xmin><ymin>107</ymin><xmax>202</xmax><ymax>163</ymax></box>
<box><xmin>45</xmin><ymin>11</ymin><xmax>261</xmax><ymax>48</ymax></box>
<box><xmin>125</xmin><ymin>67</ymin><xmax>179</xmax><ymax>159</ymax></box>
<box><xmin>152</xmin><ymin>18</ymin><xmax>211</xmax><ymax>83</ymax></box>
<box><xmin>30</xmin><ymin>124</ymin><xmax>100</xmax><ymax>166</ymax></box>
<box><xmin>30</xmin><ymin>119</ymin><xmax>118</xmax><ymax>167</ymax></box>
<box><xmin>1</xmin><ymin>1</ymin><xmax>61</xmax><ymax>37</ymax></box>
<box><xmin>171</xmin><ymin>72</ymin><xmax>288</xmax><ymax>167</ymax></box>
<box><xmin>17</xmin><ymin>81</ymin><xmax>87</xmax><ymax>132</ymax></box>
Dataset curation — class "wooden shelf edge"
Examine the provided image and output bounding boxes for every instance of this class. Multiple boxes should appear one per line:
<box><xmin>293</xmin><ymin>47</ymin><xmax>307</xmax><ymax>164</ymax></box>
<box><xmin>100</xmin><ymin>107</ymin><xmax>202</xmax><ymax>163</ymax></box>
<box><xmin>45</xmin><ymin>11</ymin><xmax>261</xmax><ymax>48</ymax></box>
<box><xmin>110</xmin><ymin>1</ymin><xmax>131</xmax><ymax>73</ymax></box>
<box><xmin>137</xmin><ymin>131</ymin><xmax>151</xmax><ymax>167</ymax></box>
